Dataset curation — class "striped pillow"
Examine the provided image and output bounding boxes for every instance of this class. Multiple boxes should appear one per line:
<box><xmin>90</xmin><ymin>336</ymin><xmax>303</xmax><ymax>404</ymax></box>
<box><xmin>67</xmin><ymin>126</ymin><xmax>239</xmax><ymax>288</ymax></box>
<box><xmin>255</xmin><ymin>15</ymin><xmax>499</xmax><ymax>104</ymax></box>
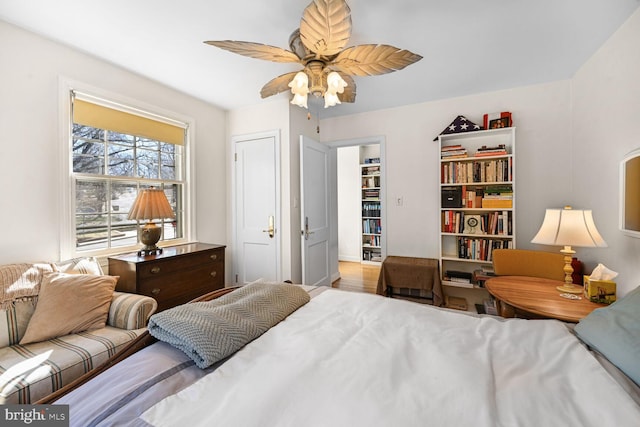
<box><xmin>54</xmin><ymin>257</ymin><xmax>104</xmax><ymax>275</ymax></box>
<box><xmin>0</xmin><ymin>299</ymin><xmax>37</xmax><ymax>347</ymax></box>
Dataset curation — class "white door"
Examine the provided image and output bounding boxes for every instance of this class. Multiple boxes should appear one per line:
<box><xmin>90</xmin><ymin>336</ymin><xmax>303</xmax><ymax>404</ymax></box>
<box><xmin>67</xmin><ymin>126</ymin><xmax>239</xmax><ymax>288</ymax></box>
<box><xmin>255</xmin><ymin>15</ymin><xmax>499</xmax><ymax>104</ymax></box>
<box><xmin>300</xmin><ymin>135</ymin><xmax>331</xmax><ymax>286</ymax></box>
<box><xmin>234</xmin><ymin>132</ymin><xmax>280</xmax><ymax>285</ymax></box>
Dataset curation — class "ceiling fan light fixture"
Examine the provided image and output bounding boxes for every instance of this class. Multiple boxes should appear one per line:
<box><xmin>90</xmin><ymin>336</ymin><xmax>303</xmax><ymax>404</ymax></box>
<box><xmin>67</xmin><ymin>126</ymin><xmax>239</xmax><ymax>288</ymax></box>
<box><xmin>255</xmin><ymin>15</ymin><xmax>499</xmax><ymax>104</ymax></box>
<box><xmin>291</xmin><ymin>92</ymin><xmax>309</xmax><ymax>108</ymax></box>
<box><xmin>288</xmin><ymin>71</ymin><xmax>309</xmax><ymax>108</ymax></box>
<box><xmin>205</xmin><ymin>0</ymin><xmax>422</xmax><ymax>110</ymax></box>
<box><xmin>324</xmin><ymin>91</ymin><xmax>341</xmax><ymax>108</ymax></box>
<box><xmin>323</xmin><ymin>71</ymin><xmax>347</xmax><ymax>108</ymax></box>
<box><xmin>327</xmin><ymin>71</ymin><xmax>347</xmax><ymax>94</ymax></box>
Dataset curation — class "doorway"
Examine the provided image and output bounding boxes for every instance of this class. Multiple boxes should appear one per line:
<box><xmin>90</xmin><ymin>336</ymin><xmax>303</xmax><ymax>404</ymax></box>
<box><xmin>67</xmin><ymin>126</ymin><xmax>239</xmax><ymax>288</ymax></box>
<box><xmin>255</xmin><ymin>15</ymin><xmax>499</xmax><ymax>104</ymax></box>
<box><xmin>331</xmin><ymin>137</ymin><xmax>386</xmax><ymax>286</ymax></box>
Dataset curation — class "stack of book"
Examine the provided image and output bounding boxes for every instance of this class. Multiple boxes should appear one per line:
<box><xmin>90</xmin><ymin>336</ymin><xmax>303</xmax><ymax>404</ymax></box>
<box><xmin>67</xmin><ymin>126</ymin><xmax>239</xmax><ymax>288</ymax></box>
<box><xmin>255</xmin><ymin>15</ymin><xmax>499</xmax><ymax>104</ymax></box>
<box><xmin>472</xmin><ymin>267</ymin><xmax>496</xmax><ymax>287</ymax></box>
<box><xmin>445</xmin><ymin>270</ymin><xmax>474</xmax><ymax>287</ymax></box>
<box><xmin>482</xmin><ymin>185</ymin><xmax>513</xmax><ymax>208</ymax></box>
<box><xmin>362</xmin><ymin>165</ymin><xmax>380</xmax><ymax>175</ymax></box>
<box><xmin>441</xmin><ymin>144</ymin><xmax>468</xmax><ymax>159</ymax></box>
<box><xmin>474</xmin><ymin>144</ymin><xmax>508</xmax><ymax>157</ymax></box>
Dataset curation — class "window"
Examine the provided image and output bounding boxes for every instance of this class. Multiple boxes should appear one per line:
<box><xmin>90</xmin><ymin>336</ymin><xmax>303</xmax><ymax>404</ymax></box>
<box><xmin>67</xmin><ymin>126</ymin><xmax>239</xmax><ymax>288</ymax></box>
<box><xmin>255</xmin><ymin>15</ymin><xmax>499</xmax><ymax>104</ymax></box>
<box><xmin>70</xmin><ymin>92</ymin><xmax>188</xmax><ymax>254</ymax></box>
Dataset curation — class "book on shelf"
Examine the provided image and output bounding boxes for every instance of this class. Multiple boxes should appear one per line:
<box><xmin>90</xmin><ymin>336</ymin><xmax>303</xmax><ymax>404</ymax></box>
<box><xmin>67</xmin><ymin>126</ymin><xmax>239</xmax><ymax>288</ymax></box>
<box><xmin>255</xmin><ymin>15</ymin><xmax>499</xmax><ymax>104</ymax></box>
<box><xmin>474</xmin><ymin>150</ymin><xmax>508</xmax><ymax>157</ymax></box>
<box><xmin>441</xmin><ymin>144</ymin><xmax>464</xmax><ymax>151</ymax></box>
<box><xmin>474</xmin><ymin>145</ymin><xmax>508</xmax><ymax>157</ymax></box>
<box><xmin>441</xmin><ymin>159</ymin><xmax>513</xmax><ymax>184</ymax></box>
<box><xmin>481</xmin><ymin>199</ymin><xmax>513</xmax><ymax>208</ymax></box>
<box><xmin>446</xmin><ymin>270</ymin><xmax>473</xmax><ymax>281</ymax></box>
<box><xmin>472</xmin><ymin>269</ymin><xmax>496</xmax><ymax>287</ymax></box>
<box><xmin>442</xmin><ymin>151</ymin><xmax>469</xmax><ymax>160</ymax></box>
<box><xmin>441</xmin><ymin>210</ymin><xmax>512</xmax><ymax>236</ymax></box>
<box><xmin>441</xmin><ymin>145</ymin><xmax>468</xmax><ymax>159</ymax></box>
<box><xmin>362</xmin><ymin>165</ymin><xmax>380</xmax><ymax>175</ymax></box>
<box><xmin>478</xmin><ymin>144</ymin><xmax>506</xmax><ymax>152</ymax></box>
<box><xmin>456</xmin><ymin>237</ymin><xmax>513</xmax><ymax>261</ymax></box>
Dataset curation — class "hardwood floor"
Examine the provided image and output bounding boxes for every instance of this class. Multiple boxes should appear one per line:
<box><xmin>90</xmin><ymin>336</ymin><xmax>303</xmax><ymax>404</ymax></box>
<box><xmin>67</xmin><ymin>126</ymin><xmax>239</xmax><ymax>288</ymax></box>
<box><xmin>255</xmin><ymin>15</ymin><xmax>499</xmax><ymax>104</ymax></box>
<box><xmin>332</xmin><ymin>261</ymin><xmax>380</xmax><ymax>294</ymax></box>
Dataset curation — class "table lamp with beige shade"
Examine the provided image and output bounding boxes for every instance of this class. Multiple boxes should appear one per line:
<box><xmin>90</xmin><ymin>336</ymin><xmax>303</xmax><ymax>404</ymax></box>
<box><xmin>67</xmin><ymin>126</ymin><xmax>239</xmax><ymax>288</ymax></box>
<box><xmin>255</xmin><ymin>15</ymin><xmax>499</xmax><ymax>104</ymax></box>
<box><xmin>531</xmin><ymin>206</ymin><xmax>607</xmax><ymax>294</ymax></box>
<box><xmin>128</xmin><ymin>187</ymin><xmax>175</xmax><ymax>256</ymax></box>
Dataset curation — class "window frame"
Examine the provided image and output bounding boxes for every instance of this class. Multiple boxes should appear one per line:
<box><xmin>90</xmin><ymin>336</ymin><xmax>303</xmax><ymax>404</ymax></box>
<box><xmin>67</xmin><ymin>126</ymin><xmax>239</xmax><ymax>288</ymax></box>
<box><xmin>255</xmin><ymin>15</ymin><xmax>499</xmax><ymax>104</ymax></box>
<box><xmin>59</xmin><ymin>80</ymin><xmax>196</xmax><ymax>259</ymax></box>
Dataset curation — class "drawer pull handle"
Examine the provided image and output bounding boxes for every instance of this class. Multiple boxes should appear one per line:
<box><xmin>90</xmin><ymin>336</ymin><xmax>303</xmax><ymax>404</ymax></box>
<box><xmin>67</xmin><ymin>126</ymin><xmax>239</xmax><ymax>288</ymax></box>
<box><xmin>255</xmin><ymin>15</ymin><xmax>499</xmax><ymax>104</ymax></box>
<box><xmin>210</xmin><ymin>271</ymin><xmax>217</xmax><ymax>278</ymax></box>
<box><xmin>210</xmin><ymin>254</ymin><xmax>217</xmax><ymax>261</ymax></box>
<box><xmin>151</xmin><ymin>288</ymin><xmax>161</xmax><ymax>295</ymax></box>
<box><xmin>150</xmin><ymin>267</ymin><xmax>161</xmax><ymax>274</ymax></box>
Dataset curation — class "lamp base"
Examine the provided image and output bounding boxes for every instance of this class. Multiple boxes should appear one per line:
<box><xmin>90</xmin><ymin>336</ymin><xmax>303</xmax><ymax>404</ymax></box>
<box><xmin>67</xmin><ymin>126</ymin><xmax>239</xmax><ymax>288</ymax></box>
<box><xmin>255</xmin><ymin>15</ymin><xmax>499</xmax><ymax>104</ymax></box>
<box><xmin>556</xmin><ymin>284</ymin><xmax>583</xmax><ymax>294</ymax></box>
<box><xmin>137</xmin><ymin>247</ymin><xmax>164</xmax><ymax>257</ymax></box>
<box><xmin>137</xmin><ymin>222</ymin><xmax>163</xmax><ymax>257</ymax></box>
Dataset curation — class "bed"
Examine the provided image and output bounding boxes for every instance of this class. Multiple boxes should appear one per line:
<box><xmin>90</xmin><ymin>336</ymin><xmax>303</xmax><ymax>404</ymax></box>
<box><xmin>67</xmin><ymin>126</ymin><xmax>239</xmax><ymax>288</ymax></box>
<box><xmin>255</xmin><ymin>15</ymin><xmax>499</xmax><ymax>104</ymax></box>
<box><xmin>50</xmin><ymin>281</ymin><xmax>640</xmax><ymax>426</ymax></box>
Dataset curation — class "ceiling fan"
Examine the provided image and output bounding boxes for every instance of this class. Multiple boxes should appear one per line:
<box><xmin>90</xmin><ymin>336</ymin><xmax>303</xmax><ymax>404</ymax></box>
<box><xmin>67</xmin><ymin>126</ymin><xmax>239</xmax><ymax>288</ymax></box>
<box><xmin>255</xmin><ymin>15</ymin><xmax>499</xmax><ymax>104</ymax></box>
<box><xmin>205</xmin><ymin>0</ymin><xmax>422</xmax><ymax>109</ymax></box>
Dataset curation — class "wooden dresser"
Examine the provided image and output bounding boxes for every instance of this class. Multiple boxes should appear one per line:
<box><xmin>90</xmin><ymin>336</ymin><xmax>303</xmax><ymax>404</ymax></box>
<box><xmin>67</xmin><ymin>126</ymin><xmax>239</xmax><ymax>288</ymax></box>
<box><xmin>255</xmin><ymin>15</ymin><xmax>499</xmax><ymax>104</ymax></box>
<box><xmin>108</xmin><ymin>242</ymin><xmax>226</xmax><ymax>312</ymax></box>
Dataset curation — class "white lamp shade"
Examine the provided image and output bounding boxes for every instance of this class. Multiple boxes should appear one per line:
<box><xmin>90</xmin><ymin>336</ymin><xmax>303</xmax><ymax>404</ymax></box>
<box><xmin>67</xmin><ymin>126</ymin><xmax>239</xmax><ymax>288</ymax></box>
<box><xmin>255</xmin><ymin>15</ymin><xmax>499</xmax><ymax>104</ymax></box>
<box><xmin>531</xmin><ymin>208</ymin><xmax>607</xmax><ymax>248</ymax></box>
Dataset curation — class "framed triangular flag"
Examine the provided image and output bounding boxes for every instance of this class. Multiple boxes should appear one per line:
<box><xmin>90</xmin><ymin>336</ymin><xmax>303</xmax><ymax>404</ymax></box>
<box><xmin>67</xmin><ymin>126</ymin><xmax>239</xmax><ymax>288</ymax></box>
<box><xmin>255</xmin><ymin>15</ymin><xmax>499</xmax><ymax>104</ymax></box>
<box><xmin>433</xmin><ymin>115</ymin><xmax>483</xmax><ymax>141</ymax></box>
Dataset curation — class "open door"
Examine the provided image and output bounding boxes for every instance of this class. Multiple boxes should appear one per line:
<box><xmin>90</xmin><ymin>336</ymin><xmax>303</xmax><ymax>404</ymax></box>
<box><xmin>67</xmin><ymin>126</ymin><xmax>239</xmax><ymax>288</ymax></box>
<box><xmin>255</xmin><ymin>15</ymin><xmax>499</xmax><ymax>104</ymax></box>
<box><xmin>300</xmin><ymin>135</ymin><xmax>332</xmax><ymax>286</ymax></box>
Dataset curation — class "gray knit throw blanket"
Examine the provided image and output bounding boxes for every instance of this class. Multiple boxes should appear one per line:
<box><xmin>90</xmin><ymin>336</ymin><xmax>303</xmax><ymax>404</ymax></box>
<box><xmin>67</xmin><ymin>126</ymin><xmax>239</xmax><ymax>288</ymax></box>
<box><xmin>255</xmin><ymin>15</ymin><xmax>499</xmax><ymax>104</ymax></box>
<box><xmin>148</xmin><ymin>282</ymin><xmax>310</xmax><ymax>368</ymax></box>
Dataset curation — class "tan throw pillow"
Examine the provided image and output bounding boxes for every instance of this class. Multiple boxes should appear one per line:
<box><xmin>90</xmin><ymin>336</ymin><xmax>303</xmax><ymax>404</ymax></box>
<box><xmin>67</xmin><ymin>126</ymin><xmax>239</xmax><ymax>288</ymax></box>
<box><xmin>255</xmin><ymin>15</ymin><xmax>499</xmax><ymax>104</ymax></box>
<box><xmin>19</xmin><ymin>273</ymin><xmax>118</xmax><ymax>345</ymax></box>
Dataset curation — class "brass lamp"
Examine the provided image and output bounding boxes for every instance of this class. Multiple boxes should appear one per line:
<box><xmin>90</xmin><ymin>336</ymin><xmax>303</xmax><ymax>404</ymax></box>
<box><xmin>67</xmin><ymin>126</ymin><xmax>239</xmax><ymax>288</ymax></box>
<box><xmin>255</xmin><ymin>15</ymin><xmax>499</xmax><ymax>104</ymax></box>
<box><xmin>531</xmin><ymin>206</ymin><xmax>607</xmax><ymax>294</ymax></box>
<box><xmin>128</xmin><ymin>187</ymin><xmax>175</xmax><ymax>256</ymax></box>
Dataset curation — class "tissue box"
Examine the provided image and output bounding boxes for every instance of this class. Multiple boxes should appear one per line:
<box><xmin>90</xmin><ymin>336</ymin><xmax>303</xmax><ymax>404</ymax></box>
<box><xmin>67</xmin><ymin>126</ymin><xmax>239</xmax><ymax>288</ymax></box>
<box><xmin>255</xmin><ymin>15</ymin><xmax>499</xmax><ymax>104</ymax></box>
<box><xmin>583</xmin><ymin>275</ymin><xmax>616</xmax><ymax>304</ymax></box>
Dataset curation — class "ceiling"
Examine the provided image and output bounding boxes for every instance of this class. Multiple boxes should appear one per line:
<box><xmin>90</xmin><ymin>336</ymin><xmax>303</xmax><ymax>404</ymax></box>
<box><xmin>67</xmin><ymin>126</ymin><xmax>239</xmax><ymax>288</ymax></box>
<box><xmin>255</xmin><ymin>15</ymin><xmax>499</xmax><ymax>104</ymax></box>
<box><xmin>1</xmin><ymin>0</ymin><xmax>639</xmax><ymax>119</ymax></box>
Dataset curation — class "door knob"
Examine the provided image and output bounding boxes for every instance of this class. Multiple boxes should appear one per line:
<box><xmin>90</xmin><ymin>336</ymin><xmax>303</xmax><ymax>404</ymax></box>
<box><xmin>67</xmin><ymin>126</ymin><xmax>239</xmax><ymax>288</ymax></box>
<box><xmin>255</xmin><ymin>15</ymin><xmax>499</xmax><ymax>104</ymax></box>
<box><xmin>303</xmin><ymin>216</ymin><xmax>315</xmax><ymax>240</ymax></box>
<box><xmin>262</xmin><ymin>215</ymin><xmax>275</xmax><ymax>238</ymax></box>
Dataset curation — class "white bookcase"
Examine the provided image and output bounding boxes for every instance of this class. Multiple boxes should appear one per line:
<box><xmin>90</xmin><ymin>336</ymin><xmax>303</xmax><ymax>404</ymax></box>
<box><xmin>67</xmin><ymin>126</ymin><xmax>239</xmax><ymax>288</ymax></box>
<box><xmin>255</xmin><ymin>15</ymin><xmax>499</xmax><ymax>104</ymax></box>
<box><xmin>438</xmin><ymin>127</ymin><xmax>516</xmax><ymax>290</ymax></box>
<box><xmin>361</xmin><ymin>156</ymin><xmax>382</xmax><ymax>263</ymax></box>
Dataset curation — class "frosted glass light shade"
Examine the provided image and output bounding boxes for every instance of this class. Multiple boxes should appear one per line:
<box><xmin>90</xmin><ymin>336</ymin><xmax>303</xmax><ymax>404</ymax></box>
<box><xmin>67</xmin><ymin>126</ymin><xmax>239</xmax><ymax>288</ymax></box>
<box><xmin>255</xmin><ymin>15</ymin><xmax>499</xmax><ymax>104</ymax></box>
<box><xmin>326</xmin><ymin>71</ymin><xmax>347</xmax><ymax>94</ymax></box>
<box><xmin>289</xmin><ymin>72</ymin><xmax>309</xmax><ymax>108</ymax></box>
<box><xmin>324</xmin><ymin>91</ymin><xmax>341</xmax><ymax>108</ymax></box>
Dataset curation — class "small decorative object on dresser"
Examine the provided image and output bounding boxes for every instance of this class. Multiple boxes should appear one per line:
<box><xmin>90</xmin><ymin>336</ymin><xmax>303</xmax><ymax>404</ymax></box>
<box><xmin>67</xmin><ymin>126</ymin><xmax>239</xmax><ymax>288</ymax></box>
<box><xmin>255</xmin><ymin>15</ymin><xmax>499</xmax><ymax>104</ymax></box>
<box><xmin>108</xmin><ymin>242</ymin><xmax>225</xmax><ymax>311</ymax></box>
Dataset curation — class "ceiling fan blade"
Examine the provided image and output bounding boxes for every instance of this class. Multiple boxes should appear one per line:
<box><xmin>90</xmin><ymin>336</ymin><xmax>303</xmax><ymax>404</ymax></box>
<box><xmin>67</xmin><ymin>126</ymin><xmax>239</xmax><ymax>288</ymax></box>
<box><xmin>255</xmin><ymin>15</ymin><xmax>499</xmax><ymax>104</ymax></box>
<box><xmin>260</xmin><ymin>71</ymin><xmax>300</xmax><ymax>98</ymax></box>
<box><xmin>204</xmin><ymin>40</ymin><xmax>300</xmax><ymax>63</ymax></box>
<box><xmin>338</xmin><ymin>74</ymin><xmax>356</xmax><ymax>103</ymax></box>
<box><xmin>300</xmin><ymin>0</ymin><xmax>352</xmax><ymax>57</ymax></box>
<box><xmin>332</xmin><ymin>44</ymin><xmax>423</xmax><ymax>76</ymax></box>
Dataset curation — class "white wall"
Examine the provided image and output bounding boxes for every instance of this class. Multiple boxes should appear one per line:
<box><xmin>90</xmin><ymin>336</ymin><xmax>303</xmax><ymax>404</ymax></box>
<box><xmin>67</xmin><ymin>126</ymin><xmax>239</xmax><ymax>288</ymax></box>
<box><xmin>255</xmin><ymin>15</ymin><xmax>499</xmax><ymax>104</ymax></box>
<box><xmin>337</xmin><ymin>146</ymin><xmax>361</xmax><ymax>261</ymax></box>
<box><xmin>0</xmin><ymin>21</ymin><xmax>227</xmax><ymax>266</ymax></box>
<box><xmin>571</xmin><ymin>9</ymin><xmax>640</xmax><ymax>296</ymax></box>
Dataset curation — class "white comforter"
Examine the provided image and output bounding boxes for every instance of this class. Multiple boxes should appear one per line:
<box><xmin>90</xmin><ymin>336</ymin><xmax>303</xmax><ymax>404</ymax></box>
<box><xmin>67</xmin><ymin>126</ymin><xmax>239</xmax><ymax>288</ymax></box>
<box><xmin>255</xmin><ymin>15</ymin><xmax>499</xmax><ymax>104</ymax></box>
<box><xmin>141</xmin><ymin>289</ymin><xmax>640</xmax><ymax>427</ymax></box>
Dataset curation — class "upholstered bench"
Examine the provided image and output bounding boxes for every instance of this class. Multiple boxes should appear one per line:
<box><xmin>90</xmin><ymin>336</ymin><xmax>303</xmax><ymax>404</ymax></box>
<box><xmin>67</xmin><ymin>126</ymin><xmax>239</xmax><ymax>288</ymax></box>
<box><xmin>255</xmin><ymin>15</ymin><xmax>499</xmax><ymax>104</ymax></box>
<box><xmin>0</xmin><ymin>258</ymin><xmax>157</xmax><ymax>404</ymax></box>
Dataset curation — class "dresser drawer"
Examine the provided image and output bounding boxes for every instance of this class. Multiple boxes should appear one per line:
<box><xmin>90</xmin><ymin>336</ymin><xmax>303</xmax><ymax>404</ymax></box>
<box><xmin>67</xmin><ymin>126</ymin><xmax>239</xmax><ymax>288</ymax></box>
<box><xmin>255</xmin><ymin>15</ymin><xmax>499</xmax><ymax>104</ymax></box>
<box><xmin>137</xmin><ymin>249</ymin><xmax>223</xmax><ymax>279</ymax></box>
<box><xmin>140</xmin><ymin>266</ymin><xmax>222</xmax><ymax>310</ymax></box>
